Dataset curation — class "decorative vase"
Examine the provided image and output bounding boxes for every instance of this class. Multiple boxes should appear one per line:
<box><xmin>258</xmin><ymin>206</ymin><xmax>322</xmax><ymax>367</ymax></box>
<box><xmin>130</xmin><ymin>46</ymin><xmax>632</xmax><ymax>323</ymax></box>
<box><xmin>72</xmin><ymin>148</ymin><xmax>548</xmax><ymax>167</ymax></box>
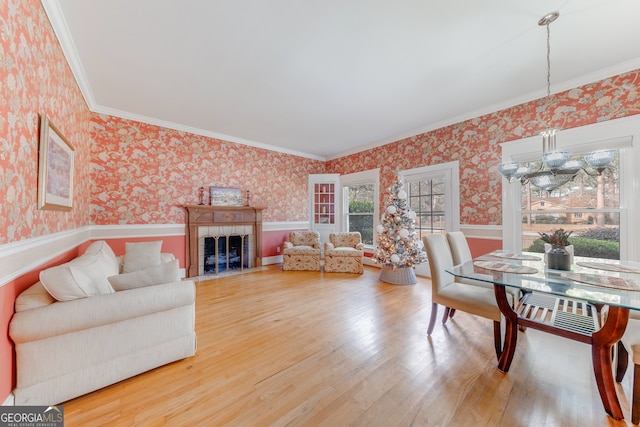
<box><xmin>378</xmin><ymin>265</ymin><xmax>417</xmax><ymax>285</ymax></box>
<box><xmin>546</xmin><ymin>245</ymin><xmax>572</xmax><ymax>271</ymax></box>
<box><xmin>544</xmin><ymin>243</ymin><xmax>574</xmax><ymax>266</ymax></box>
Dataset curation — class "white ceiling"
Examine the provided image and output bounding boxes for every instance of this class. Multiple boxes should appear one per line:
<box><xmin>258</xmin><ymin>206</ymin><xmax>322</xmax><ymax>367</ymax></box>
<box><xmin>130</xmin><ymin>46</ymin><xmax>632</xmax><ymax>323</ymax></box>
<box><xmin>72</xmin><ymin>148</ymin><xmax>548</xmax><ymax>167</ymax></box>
<box><xmin>43</xmin><ymin>0</ymin><xmax>640</xmax><ymax>160</ymax></box>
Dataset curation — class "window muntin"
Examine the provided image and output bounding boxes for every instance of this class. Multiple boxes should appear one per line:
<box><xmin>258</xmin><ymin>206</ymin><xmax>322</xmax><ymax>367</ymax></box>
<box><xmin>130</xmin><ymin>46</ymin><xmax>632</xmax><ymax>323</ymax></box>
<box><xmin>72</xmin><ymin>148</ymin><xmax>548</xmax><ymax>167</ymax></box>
<box><xmin>407</xmin><ymin>177</ymin><xmax>447</xmax><ymax>241</ymax></box>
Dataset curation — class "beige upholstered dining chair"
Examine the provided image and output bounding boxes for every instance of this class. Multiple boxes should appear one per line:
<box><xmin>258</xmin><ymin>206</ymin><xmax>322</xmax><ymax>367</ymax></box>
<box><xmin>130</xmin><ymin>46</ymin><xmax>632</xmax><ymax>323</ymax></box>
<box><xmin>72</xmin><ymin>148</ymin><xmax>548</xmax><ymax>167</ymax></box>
<box><xmin>324</xmin><ymin>232</ymin><xmax>364</xmax><ymax>273</ymax></box>
<box><xmin>446</xmin><ymin>231</ymin><xmax>517</xmax><ymax>306</ymax></box>
<box><xmin>423</xmin><ymin>234</ymin><xmax>503</xmax><ymax>359</ymax></box>
<box><xmin>616</xmin><ymin>312</ymin><xmax>640</xmax><ymax>424</ymax></box>
<box><xmin>282</xmin><ymin>231</ymin><xmax>321</xmax><ymax>271</ymax></box>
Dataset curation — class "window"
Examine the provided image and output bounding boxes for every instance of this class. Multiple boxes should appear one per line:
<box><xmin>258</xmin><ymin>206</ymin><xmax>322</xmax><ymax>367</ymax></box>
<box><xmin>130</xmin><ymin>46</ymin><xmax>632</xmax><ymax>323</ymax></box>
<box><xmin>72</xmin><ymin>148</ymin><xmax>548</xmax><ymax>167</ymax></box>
<box><xmin>407</xmin><ymin>178</ymin><xmax>445</xmax><ymax>240</ymax></box>
<box><xmin>520</xmin><ymin>150</ymin><xmax>621</xmax><ymax>259</ymax></box>
<box><xmin>502</xmin><ymin>117</ymin><xmax>640</xmax><ymax>261</ymax></box>
<box><xmin>400</xmin><ymin>162</ymin><xmax>460</xmax><ymax>242</ymax></box>
<box><xmin>341</xmin><ymin>169</ymin><xmax>379</xmax><ymax>247</ymax></box>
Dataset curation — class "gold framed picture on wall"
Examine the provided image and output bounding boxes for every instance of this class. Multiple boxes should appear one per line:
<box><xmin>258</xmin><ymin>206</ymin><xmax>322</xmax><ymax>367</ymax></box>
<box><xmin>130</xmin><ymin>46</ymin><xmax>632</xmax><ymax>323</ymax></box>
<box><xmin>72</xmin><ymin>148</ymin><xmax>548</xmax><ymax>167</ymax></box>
<box><xmin>37</xmin><ymin>115</ymin><xmax>75</xmax><ymax>211</ymax></box>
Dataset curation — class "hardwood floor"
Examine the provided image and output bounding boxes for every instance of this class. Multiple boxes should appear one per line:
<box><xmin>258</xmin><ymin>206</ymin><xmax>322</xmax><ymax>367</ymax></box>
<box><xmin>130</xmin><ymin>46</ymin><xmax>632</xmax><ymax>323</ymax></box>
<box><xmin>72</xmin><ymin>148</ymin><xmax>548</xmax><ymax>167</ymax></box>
<box><xmin>62</xmin><ymin>266</ymin><xmax>633</xmax><ymax>426</ymax></box>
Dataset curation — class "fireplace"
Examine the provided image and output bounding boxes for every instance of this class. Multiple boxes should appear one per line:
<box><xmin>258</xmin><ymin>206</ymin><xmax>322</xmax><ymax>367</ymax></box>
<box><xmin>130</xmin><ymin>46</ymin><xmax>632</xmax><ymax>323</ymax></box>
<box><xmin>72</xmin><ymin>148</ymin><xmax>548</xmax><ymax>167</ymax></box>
<box><xmin>200</xmin><ymin>226</ymin><xmax>252</xmax><ymax>275</ymax></box>
<box><xmin>184</xmin><ymin>205</ymin><xmax>264</xmax><ymax>277</ymax></box>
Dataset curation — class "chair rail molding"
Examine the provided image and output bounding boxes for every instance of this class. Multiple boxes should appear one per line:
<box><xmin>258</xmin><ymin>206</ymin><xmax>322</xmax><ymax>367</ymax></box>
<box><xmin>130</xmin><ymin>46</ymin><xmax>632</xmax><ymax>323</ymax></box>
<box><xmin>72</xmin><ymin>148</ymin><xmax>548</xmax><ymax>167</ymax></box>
<box><xmin>0</xmin><ymin>227</ymin><xmax>92</xmax><ymax>287</ymax></box>
<box><xmin>0</xmin><ymin>221</ymin><xmax>328</xmax><ymax>287</ymax></box>
<box><xmin>459</xmin><ymin>224</ymin><xmax>502</xmax><ymax>240</ymax></box>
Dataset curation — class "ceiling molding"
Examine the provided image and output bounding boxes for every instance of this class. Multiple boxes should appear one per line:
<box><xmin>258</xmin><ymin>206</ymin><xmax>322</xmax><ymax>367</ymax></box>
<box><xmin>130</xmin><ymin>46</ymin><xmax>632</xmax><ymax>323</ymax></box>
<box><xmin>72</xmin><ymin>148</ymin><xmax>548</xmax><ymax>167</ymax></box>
<box><xmin>327</xmin><ymin>57</ymin><xmax>640</xmax><ymax>161</ymax></box>
<box><xmin>41</xmin><ymin>0</ymin><xmax>326</xmax><ymax>162</ymax></box>
<box><xmin>41</xmin><ymin>1</ymin><xmax>640</xmax><ymax>162</ymax></box>
<box><xmin>41</xmin><ymin>0</ymin><xmax>96</xmax><ymax>110</ymax></box>
<box><xmin>92</xmin><ymin>105</ymin><xmax>328</xmax><ymax>161</ymax></box>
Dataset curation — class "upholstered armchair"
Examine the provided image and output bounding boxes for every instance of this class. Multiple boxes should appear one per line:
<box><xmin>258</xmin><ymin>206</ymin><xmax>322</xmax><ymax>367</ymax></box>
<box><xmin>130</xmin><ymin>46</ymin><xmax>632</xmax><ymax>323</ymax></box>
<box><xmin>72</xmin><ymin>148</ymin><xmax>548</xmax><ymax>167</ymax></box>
<box><xmin>282</xmin><ymin>231</ymin><xmax>321</xmax><ymax>271</ymax></box>
<box><xmin>324</xmin><ymin>232</ymin><xmax>364</xmax><ymax>273</ymax></box>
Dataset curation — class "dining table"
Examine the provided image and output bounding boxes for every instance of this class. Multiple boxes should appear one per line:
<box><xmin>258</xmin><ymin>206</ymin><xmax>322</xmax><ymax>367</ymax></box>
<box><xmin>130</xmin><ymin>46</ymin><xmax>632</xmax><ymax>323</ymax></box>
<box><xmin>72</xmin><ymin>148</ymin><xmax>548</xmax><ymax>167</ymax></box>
<box><xmin>446</xmin><ymin>250</ymin><xmax>640</xmax><ymax>421</ymax></box>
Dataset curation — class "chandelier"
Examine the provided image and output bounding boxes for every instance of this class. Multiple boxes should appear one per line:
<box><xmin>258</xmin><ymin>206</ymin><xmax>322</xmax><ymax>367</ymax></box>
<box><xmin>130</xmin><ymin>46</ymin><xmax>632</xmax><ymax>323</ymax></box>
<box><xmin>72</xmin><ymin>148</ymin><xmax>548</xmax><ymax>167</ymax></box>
<box><xmin>498</xmin><ymin>11</ymin><xmax>616</xmax><ymax>192</ymax></box>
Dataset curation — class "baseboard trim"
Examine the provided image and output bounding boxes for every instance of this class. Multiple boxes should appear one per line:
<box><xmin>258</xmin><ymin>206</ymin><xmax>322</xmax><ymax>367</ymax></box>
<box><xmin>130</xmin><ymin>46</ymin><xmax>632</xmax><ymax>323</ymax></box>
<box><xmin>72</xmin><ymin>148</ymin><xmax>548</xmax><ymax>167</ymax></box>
<box><xmin>262</xmin><ymin>255</ymin><xmax>283</xmax><ymax>265</ymax></box>
<box><xmin>363</xmin><ymin>258</ymin><xmax>379</xmax><ymax>267</ymax></box>
<box><xmin>2</xmin><ymin>393</ymin><xmax>14</xmax><ymax>406</ymax></box>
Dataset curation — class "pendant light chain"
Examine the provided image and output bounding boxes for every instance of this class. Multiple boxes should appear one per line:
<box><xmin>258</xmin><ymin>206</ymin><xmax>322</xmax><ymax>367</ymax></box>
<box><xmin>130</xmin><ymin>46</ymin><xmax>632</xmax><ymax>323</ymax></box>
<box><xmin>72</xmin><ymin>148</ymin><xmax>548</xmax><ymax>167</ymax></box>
<box><xmin>539</xmin><ymin>11</ymin><xmax>559</xmax><ymax>153</ymax></box>
<box><xmin>546</xmin><ymin>21</ymin><xmax>552</xmax><ymax>102</ymax></box>
<box><xmin>497</xmin><ymin>11</ymin><xmax>617</xmax><ymax>190</ymax></box>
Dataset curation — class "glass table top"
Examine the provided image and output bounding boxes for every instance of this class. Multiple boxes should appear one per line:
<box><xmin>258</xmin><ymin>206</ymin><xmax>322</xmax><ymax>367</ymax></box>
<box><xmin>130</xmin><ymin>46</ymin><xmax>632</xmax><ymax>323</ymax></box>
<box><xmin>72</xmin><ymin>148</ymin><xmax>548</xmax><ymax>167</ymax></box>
<box><xmin>446</xmin><ymin>251</ymin><xmax>640</xmax><ymax>310</ymax></box>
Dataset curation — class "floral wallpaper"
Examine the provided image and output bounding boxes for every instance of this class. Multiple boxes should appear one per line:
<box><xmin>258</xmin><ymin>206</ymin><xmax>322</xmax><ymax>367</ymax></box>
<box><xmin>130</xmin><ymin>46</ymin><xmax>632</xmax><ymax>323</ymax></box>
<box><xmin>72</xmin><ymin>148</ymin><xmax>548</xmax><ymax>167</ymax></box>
<box><xmin>326</xmin><ymin>69</ymin><xmax>640</xmax><ymax>225</ymax></box>
<box><xmin>1</xmin><ymin>0</ymin><xmax>640</xmax><ymax>407</ymax></box>
<box><xmin>0</xmin><ymin>0</ymin><xmax>92</xmax><ymax>245</ymax></box>
<box><xmin>90</xmin><ymin>114</ymin><xmax>326</xmax><ymax>224</ymax></box>
<box><xmin>2</xmin><ymin>0</ymin><xmax>640</xmax><ymax>241</ymax></box>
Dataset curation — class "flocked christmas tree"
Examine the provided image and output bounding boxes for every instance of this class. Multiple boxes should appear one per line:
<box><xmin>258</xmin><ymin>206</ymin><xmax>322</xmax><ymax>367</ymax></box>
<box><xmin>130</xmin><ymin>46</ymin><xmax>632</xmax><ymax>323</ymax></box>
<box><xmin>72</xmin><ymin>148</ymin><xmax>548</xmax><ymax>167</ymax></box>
<box><xmin>373</xmin><ymin>179</ymin><xmax>427</xmax><ymax>284</ymax></box>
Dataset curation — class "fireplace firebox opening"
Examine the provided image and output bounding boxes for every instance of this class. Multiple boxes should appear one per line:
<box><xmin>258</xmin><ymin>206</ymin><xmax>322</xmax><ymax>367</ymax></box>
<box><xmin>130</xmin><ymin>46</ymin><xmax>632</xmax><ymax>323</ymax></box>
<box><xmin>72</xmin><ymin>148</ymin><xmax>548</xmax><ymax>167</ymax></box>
<box><xmin>202</xmin><ymin>234</ymin><xmax>251</xmax><ymax>275</ymax></box>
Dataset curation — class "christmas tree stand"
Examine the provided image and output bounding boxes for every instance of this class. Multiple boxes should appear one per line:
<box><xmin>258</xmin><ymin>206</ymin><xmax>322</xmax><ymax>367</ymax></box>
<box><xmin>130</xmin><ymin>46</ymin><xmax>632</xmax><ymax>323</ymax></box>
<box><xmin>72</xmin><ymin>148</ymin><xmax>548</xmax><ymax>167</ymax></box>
<box><xmin>379</xmin><ymin>265</ymin><xmax>417</xmax><ymax>285</ymax></box>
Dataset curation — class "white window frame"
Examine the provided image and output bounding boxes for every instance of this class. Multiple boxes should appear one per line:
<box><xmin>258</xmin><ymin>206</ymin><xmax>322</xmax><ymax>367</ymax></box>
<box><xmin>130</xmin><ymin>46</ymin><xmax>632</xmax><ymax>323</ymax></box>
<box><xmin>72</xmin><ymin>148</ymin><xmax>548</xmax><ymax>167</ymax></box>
<box><xmin>340</xmin><ymin>169</ymin><xmax>380</xmax><ymax>250</ymax></box>
<box><xmin>501</xmin><ymin>115</ymin><xmax>640</xmax><ymax>261</ymax></box>
<box><xmin>399</xmin><ymin>161</ymin><xmax>461</xmax><ymax>234</ymax></box>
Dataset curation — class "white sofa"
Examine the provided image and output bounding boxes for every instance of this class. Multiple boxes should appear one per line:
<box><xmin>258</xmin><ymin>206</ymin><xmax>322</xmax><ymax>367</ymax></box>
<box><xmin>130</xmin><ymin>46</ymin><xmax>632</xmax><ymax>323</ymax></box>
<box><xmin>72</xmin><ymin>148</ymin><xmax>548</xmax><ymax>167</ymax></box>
<box><xmin>9</xmin><ymin>241</ymin><xmax>197</xmax><ymax>406</ymax></box>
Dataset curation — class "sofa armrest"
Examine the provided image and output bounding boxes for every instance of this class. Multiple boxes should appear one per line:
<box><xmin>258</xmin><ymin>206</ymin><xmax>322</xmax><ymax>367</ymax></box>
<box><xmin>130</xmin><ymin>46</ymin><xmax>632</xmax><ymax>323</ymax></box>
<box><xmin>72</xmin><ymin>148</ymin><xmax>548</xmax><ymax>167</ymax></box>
<box><xmin>356</xmin><ymin>243</ymin><xmax>364</xmax><ymax>251</ymax></box>
<box><xmin>283</xmin><ymin>242</ymin><xmax>293</xmax><ymax>249</ymax></box>
<box><xmin>10</xmin><ymin>280</ymin><xmax>195</xmax><ymax>344</ymax></box>
<box><xmin>324</xmin><ymin>242</ymin><xmax>336</xmax><ymax>252</ymax></box>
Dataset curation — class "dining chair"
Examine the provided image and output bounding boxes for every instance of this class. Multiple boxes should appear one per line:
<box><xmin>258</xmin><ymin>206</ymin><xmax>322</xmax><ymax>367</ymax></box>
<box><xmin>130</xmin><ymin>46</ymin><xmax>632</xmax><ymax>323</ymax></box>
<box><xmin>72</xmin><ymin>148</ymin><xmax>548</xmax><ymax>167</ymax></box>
<box><xmin>423</xmin><ymin>234</ymin><xmax>503</xmax><ymax>359</ymax></box>
<box><xmin>615</xmin><ymin>312</ymin><xmax>640</xmax><ymax>424</ymax></box>
<box><xmin>446</xmin><ymin>231</ymin><xmax>518</xmax><ymax>306</ymax></box>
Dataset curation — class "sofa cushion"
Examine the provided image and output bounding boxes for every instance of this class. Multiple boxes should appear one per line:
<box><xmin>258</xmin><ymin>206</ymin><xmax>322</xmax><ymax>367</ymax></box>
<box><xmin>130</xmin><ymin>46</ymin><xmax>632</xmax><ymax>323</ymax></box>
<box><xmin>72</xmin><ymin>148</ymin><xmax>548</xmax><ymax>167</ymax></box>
<box><xmin>83</xmin><ymin>240</ymin><xmax>119</xmax><ymax>276</ymax></box>
<box><xmin>108</xmin><ymin>260</ymin><xmax>180</xmax><ymax>291</ymax></box>
<box><xmin>325</xmin><ymin>247</ymin><xmax>364</xmax><ymax>257</ymax></box>
<box><xmin>122</xmin><ymin>241</ymin><xmax>163</xmax><ymax>273</ymax></box>
<box><xmin>40</xmin><ymin>254</ymin><xmax>115</xmax><ymax>301</ymax></box>
<box><xmin>15</xmin><ymin>282</ymin><xmax>56</xmax><ymax>312</ymax></box>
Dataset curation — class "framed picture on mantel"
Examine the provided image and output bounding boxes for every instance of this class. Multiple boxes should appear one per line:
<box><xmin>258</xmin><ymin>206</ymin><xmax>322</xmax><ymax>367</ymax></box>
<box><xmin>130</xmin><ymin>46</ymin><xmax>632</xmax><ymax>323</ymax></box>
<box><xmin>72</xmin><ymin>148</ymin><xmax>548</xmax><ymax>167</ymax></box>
<box><xmin>209</xmin><ymin>186</ymin><xmax>243</xmax><ymax>206</ymax></box>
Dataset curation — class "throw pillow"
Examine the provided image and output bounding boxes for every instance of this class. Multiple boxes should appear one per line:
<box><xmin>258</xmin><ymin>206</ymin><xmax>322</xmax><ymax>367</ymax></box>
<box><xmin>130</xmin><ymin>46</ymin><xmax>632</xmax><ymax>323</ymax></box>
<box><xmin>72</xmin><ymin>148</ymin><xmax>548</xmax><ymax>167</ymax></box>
<box><xmin>40</xmin><ymin>254</ymin><xmax>115</xmax><ymax>301</ymax></box>
<box><xmin>108</xmin><ymin>260</ymin><xmax>180</xmax><ymax>291</ymax></box>
<box><xmin>83</xmin><ymin>240</ymin><xmax>119</xmax><ymax>276</ymax></box>
<box><xmin>122</xmin><ymin>241</ymin><xmax>163</xmax><ymax>273</ymax></box>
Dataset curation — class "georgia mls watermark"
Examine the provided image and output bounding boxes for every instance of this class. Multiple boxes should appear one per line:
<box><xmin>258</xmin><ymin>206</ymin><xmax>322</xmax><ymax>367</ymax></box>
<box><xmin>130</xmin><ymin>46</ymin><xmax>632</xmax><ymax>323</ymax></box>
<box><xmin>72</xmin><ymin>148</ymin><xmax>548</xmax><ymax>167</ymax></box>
<box><xmin>0</xmin><ymin>406</ymin><xmax>63</xmax><ymax>427</ymax></box>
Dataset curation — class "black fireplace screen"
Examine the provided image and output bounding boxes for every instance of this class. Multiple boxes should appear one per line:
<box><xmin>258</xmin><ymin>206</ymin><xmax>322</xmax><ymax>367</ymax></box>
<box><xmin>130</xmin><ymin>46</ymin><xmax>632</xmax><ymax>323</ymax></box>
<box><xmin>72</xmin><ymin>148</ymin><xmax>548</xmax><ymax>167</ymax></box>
<box><xmin>203</xmin><ymin>235</ymin><xmax>250</xmax><ymax>274</ymax></box>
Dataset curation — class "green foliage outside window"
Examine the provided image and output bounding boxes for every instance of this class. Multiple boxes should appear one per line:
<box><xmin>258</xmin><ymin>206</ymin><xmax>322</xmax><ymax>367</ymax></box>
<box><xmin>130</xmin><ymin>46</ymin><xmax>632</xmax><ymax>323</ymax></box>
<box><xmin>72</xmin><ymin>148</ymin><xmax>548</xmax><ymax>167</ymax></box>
<box><xmin>349</xmin><ymin>200</ymin><xmax>374</xmax><ymax>245</ymax></box>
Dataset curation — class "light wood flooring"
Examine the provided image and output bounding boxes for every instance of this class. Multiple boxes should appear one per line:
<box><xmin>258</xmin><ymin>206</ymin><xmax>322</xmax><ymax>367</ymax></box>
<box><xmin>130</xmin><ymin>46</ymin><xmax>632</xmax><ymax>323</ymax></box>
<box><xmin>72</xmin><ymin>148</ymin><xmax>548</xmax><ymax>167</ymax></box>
<box><xmin>62</xmin><ymin>265</ymin><xmax>635</xmax><ymax>426</ymax></box>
